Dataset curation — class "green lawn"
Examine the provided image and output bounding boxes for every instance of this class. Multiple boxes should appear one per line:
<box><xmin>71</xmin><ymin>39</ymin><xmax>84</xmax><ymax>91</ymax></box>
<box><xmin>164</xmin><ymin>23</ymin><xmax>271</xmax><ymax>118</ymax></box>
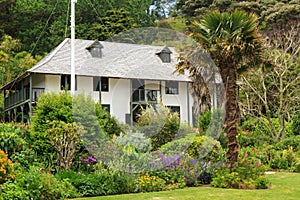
<box><xmin>75</xmin><ymin>172</ymin><xmax>300</xmax><ymax>200</ymax></box>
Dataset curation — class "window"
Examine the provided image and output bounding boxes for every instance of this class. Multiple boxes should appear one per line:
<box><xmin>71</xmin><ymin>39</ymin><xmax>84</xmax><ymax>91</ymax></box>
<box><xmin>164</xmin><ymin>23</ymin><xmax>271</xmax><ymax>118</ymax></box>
<box><xmin>160</xmin><ymin>53</ymin><xmax>171</xmax><ymax>63</ymax></box>
<box><xmin>101</xmin><ymin>104</ymin><xmax>110</xmax><ymax>113</ymax></box>
<box><xmin>61</xmin><ymin>75</ymin><xmax>77</xmax><ymax>90</ymax></box>
<box><xmin>167</xmin><ymin>106</ymin><xmax>180</xmax><ymax>117</ymax></box>
<box><xmin>131</xmin><ymin>79</ymin><xmax>145</xmax><ymax>102</ymax></box>
<box><xmin>156</xmin><ymin>46</ymin><xmax>172</xmax><ymax>63</ymax></box>
<box><xmin>93</xmin><ymin>77</ymin><xmax>109</xmax><ymax>92</ymax></box>
<box><xmin>86</xmin><ymin>40</ymin><xmax>103</xmax><ymax>58</ymax></box>
<box><xmin>165</xmin><ymin>81</ymin><xmax>178</xmax><ymax>94</ymax></box>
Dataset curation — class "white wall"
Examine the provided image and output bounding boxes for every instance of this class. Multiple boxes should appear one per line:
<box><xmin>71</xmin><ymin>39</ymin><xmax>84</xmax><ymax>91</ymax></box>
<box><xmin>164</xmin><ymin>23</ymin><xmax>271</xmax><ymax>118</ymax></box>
<box><xmin>91</xmin><ymin>78</ymin><xmax>131</xmax><ymax>123</ymax></box>
<box><xmin>76</xmin><ymin>76</ymin><xmax>93</xmax><ymax>97</ymax></box>
<box><xmin>42</xmin><ymin>74</ymin><xmax>193</xmax><ymax>125</ymax></box>
<box><xmin>105</xmin><ymin>78</ymin><xmax>131</xmax><ymax>123</ymax></box>
<box><xmin>45</xmin><ymin>74</ymin><xmax>60</xmax><ymax>92</ymax></box>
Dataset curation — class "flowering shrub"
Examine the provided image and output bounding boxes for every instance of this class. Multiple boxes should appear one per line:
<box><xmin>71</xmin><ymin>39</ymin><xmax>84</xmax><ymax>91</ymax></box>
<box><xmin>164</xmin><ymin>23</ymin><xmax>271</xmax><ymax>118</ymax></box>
<box><xmin>239</xmin><ymin>146</ymin><xmax>299</xmax><ymax>171</ymax></box>
<box><xmin>11</xmin><ymin>145</ymin><xmax>37</xmax><ymax>169</ymax></box>
<box><xmin>79</xmin><ymin>155</ymin><xmax>97</xmax><ymax>172</ymax></box>
<box><xmin>211</xmin><ymin>149</ymin><xmax>270</xmax><ymax>189</ymax></box>
<box><xmin>148</xmin><ymin>152</ymin><xmax>222</xmax><ymax>187</ymax></box>
<box><xmin>1</xmin><ymin>166</ymin><xmax>79</xmax><ymax>199</ymax></box>
<box><xmin>135</xmin><ymin>172</ymin><xmax>166</xmax><ymax>192</ymax></box>
<box><xmin>0</xmin><ymin>150</ymin><xmax>15</xmax><ymax>185</ymax></box>
<box><xmin>0</xmin><ymin>123</ymin><xmax>28</xmax><ymax>156</ymax></box>
<box><xmin>238</xmin><ymin>127</ymin><xmax>273</xmax><ymax>147</ymax></box>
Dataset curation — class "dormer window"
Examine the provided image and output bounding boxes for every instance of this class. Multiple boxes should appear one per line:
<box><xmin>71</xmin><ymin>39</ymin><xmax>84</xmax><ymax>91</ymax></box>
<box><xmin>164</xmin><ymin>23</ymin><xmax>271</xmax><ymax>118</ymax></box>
<box><xmin>156</xmin><ymin>46</ymin><xmax>172</xmax><ymax>63</ymax></box>
<box><xmin>86</xmin><ymin>40</ymin><xmax>104</xmax><ymax>58</ymax></box>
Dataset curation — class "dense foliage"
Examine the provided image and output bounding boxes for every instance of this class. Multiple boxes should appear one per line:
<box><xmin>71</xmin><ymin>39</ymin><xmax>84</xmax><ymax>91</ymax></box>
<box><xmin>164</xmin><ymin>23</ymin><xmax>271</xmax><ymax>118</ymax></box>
<box><xmin>0</xmin><ymin>0</ymin><xmax>299</xmax><ymax>198</ymax></box>
<box><xmin>137</xmin><ymin>103</ymin><xmax>180</xmax><ymax>150</ymax></box>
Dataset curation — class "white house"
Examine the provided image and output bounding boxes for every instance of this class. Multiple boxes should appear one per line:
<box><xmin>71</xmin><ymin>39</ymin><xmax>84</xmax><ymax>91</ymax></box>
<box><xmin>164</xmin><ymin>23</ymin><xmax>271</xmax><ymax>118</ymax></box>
<box><xmin>1</xmin><ymin>39</ymin><xmax>194</xmax><ymax>125</ymax></box>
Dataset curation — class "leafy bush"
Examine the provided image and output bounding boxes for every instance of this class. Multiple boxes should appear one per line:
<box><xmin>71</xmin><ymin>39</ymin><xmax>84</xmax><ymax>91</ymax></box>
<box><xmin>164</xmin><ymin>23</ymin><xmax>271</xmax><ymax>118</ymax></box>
<box><xmin>0</xmin><ymin>123</ymin><xmax>28</xmax><ymax>156</ymax></box>
<box><xmin>32</xmin><ymin>92</ymin><xmax>73</xmax><ymax>133</ymax></box>
<box><xmin>10</xmin><ymin>145</ymin><xmax>37</xmax><ymax>169</ymax></box>
<box><xmin>137</xmin><ymin>103</ymin><xmax>180</xmax><ymax>150</ymax></box>
<box><xmin>31</xmin><ymin>92</ymin><xmax>73</xmax><ymax>166</ymax></box>
<box><xmin>1</xmin><ymin>166</ymin><xmax>79</xmax><ymax>199</ymax></box>
<box><xmin>241</xmin><ymin>145</ymin><xmax>299</xmax><ymax>171</ymax></box>
<box><xmin>238</xmin><ymin>127</ymin><xmax>273</xmax><ymax>147</ymax></box>
<box><xmin>160</xmin><ymin>134</ymin><xmax>223</xmax><ymax>163</ymax></box>
<box><xmin>159</xmin><ymin>133</ymin><xmax>195</xmax><ymax>155</ymax></box>
<box><xmin>56</xmin><ymin>165</ymin><xmax>135</xmax><ymax>197</ymax></box>
<box><xmin>211</xmin><ymin>150</ymin><xmax>269</xmax><ymax>189</ymax></box>
<box><xmin>198</xmin><ymin>110</ymin><xmax>211</xmax><ymax>132</ymax></box>
<box><xmin>31</xmin><ymin>93</ymin><xmax>122</xmax><ymax>169</ymax></box>
<box><xmin>95</xmin><ymin>103</ymin><xmax>121</xmax><ymax>137</ymax></box>
<box><xmin>268</xmin><ymin>148</ymin><xmax>298</xmax><ymax>170</ymax></box>
<box><xmin>240</xmin><ymin>117</ymin><xmax>293</xmax><ymax>143</ymax></box>
<box><xmin>114</xmin><ymin>132</ymin><xmax>151</xmax><ymax>153</ymax></box>
<box><xmin>295</xmin><ymin>160</ymin><xmax>300</xmax><ymax>173</ymax></box>
<box><xmin>198</xmin><ymin>109</ymin><xmax>225</xmax><ymax>147</ymax></box>
<box><xmin>186</xmin><ymin>135</ymin><xmax>221</xmax><ymax>162</ymax></box>
<box><xmin>1</xmin><ymin>181</ymin><xmax>29</xmax><ymax>199</ymax></box>
<box><xmin>274</xmin><ymin>135</ymin><xmax>300</xmax><ymax>151</ymax></box>
<box><xmin>46</xmin><ymin>120</ymin><xmax>83</xmax><ymax>171</ymax></box>
<box><xmin>0</xmin><ymin>150</ymin><xmax>15</xmax><ymax>185</ymax></box>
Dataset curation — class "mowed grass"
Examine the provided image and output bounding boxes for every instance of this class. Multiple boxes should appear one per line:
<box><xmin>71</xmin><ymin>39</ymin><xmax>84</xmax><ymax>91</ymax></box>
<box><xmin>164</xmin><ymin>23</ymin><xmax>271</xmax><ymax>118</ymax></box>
<box><xmin>76</xmin><ymin>172</ymin><xmax>300</xmax><ymax>200</ymax></box>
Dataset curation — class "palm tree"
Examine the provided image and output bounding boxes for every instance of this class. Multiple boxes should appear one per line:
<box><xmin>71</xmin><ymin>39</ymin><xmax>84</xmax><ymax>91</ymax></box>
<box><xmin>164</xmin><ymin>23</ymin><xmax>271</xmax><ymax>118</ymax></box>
<box><xmin>192</xmin><ymin>10</ymin><xmax>263</xmax><ymax>166</ymax></box>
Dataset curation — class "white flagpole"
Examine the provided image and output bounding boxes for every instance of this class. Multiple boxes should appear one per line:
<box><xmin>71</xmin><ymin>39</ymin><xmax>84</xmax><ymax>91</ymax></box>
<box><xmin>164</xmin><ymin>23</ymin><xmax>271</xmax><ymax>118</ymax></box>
<box><xmin>70</xmin><ymin>0</ymin><xmax>77</xmax><ymax>94</ymax></box>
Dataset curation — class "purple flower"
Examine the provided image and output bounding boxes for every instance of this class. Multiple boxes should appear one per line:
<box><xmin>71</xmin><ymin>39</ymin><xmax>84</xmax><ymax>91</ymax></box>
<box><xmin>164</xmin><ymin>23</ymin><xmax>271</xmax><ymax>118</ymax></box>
<box><xmin>149</xmin><ymin>162</ymin><xmax>155</xmax><ymax>168</ymax></box>
<box><xmin>88</xmin><ymin>156</ymin><xmax>97</xmax><ymax>163</ymax></box>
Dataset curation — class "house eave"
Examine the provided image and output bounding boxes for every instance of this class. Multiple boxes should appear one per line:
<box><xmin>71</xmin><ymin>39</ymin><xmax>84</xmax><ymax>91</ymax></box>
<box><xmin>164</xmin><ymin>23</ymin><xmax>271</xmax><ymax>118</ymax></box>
<box><xmin>0</xmin><ymin>72</ymin><xmax>31</xmax><ymax>91</ymax></box>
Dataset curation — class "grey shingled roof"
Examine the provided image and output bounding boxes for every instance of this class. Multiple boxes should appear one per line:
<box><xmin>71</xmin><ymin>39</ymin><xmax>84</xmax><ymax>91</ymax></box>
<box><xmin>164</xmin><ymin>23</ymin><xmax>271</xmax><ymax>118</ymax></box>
<box><xmin>28</xmin><ymin>38</ymin><xmax>191</xmax><ymax>82</ymax></box>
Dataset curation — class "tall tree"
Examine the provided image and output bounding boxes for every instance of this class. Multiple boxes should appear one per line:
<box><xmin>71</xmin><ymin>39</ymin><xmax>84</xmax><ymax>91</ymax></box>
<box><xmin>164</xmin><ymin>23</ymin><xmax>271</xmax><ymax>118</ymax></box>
<box><xmin>191</xmin><ymin>10</ymin><xmax>263</xmax><ymax>166</ymax></box>
<box><xmin>84</xmin><ymin>8</ymin><xmax>138</xmax><ymax>40</ymax></box>
<box><xmin>240</xmin><ymin>25</ymin><xmax>300</xmax><ymax>142</ymax></box>
<box><xmin>0</xmin><ymin>0</ymin><xmax>15</xmax><ymax>37</ymax></box>
<box><xmin>0</xmin><ymin>35</ymin><xmax>39</xmax><ymax>85</ymax></box>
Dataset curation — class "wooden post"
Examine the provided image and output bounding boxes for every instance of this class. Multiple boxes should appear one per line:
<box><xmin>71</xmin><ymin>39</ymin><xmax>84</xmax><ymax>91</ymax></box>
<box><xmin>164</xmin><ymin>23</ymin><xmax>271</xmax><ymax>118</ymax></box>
<box><xmin>21</xmin><ymin>105</ymin><xmax>24</xmax><ymax>123</ymax></box>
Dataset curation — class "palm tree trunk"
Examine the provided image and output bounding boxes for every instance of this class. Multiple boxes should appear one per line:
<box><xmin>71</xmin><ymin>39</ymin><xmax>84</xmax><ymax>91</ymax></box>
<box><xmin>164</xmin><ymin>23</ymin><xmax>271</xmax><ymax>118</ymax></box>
<box><xmin>190</xmin><ymin>73</ymin><xmax>211</xmax><ymax>121</ymax></box>
<box><xmin>220</xmin><ymin>64</ymin><xmax>240</xmax><ymax>166</ymax></box>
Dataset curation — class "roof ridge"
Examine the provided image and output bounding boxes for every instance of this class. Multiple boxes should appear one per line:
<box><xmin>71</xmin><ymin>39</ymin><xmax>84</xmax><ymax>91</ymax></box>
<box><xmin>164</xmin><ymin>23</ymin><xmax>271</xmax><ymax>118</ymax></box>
<box><xmin>28</xmin><ymin>38</ymin><xmax>70</xmax><ymax>72</ymax></box>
